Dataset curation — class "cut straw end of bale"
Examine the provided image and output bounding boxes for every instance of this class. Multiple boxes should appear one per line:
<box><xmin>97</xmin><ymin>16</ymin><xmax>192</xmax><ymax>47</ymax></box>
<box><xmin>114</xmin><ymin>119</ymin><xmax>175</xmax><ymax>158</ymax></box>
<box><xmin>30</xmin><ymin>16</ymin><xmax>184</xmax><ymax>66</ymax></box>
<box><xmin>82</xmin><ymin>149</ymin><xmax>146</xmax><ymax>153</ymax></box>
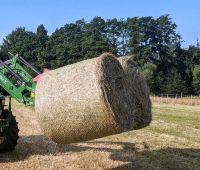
<box><xmin>118</xmin><ymin>56</ymin><xmax>152</xmax><ymax>129</ymax></box>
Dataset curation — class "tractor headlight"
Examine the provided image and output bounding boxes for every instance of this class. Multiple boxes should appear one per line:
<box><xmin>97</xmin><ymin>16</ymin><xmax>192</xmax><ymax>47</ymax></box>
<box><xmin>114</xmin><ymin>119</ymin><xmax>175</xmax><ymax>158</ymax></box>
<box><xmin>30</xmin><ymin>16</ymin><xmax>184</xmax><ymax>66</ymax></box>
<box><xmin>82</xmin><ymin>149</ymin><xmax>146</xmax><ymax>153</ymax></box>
<box><xmin>31</xmin><ymin>91</ymin><xmax>35</xmax><ymax>98</ymax></box>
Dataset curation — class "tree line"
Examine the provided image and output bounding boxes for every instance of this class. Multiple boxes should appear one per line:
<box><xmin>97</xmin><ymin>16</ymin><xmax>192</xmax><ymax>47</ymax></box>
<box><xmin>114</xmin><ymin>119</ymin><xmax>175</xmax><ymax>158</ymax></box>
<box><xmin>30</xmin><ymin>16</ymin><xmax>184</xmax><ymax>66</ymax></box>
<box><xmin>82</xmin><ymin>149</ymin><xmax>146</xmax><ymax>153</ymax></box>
<box><xmin>0</xmin><ymin>15</ymin><xmax>200</xmax><ymax>95</ymax></box>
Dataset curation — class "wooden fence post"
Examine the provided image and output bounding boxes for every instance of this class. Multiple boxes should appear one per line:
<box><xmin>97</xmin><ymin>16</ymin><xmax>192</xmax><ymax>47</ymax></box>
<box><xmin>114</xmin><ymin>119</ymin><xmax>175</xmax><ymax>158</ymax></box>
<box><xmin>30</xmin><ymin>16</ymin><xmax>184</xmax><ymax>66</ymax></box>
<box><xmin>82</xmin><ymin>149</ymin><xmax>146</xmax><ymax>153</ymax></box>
<box><xmin>166</xmin><ymin>94</ymin><xmax>168</xmax><ymax>103</ymax></box>
<box><xmin>175</xmin><ymin>94</ymin><xmax>177</xmax><ymax>104</ymax></box>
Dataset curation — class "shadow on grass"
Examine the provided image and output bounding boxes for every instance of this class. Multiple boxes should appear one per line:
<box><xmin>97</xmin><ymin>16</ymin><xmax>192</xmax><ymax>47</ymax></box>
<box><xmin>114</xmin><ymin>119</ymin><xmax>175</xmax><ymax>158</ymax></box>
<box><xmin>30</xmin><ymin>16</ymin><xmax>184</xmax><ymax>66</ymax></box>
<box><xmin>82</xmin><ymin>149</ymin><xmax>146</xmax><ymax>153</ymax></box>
<box><xmin>0</xmin><ymin>135</ymin><xmax>200</xmax><ymax>169</ymax></box>
<box><xmin>110</xmin><ymin>146</ymin><xmax>200</xmax><ymax>170</ymax></box>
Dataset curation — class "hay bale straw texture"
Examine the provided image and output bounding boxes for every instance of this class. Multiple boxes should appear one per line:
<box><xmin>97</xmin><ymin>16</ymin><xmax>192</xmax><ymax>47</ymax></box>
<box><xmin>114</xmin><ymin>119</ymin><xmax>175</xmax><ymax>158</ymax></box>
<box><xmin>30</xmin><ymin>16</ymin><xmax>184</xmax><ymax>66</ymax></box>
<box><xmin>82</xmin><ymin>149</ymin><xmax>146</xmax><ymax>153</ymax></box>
<box><xmin>118</xmin><ymin>56</ymin><xmax>152</xmax><ymax>129</ymax></box>
<box><xmin>36</xmin><ymin>53</ymin><xmax>140</xmax><ymax>144</ymax></box>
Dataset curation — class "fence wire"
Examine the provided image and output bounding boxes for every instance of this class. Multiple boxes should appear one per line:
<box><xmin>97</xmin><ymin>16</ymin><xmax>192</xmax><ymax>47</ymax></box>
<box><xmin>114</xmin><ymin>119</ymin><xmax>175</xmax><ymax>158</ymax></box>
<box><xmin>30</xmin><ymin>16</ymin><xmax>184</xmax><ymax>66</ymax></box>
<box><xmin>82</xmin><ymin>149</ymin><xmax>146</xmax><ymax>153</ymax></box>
<box><xmin>151</xmin><ymin>94</ymin><xmax>200</xmax><ymax>105</ymax></box>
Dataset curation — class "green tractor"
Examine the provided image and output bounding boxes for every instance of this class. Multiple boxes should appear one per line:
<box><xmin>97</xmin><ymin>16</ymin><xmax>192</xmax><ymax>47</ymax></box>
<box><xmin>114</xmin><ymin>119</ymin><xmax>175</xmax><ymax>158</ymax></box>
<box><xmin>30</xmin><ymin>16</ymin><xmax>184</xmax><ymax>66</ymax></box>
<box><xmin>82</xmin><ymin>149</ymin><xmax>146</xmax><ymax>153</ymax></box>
<box><xmin>0</xmin><ymin>52</ymin><xmax>43</xmax><ymax>152</ymax></box>
<box><xmin>0</xmin><ymin>95</ymin><xmax>19</xmax><ymax>152</ymax></box>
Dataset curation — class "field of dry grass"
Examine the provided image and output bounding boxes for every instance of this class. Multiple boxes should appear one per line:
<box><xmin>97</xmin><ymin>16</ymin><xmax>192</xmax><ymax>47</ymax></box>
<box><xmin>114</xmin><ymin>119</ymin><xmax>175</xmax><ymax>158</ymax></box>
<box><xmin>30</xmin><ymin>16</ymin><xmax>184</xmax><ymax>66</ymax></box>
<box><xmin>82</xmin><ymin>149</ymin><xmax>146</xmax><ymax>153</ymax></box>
<box><xmin>0</xmin><ymin>100</ymin><xmax>200</xmax><ymax>170</ymax></box>
<box><xmin>151</xmin><ymin>96</ymin><xmax>200</xmax><ymax>105</ymax></box>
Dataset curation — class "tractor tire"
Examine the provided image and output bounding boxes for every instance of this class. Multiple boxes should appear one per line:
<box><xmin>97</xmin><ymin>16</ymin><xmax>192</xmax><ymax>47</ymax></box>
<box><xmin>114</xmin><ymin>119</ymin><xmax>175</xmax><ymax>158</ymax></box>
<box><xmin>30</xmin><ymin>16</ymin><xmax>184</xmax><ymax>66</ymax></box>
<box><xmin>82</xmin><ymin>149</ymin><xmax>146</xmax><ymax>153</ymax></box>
<box><xmin>0</xmin><ymin>111</ymin><xmax>19</xmax><ymax>152</ymax></box>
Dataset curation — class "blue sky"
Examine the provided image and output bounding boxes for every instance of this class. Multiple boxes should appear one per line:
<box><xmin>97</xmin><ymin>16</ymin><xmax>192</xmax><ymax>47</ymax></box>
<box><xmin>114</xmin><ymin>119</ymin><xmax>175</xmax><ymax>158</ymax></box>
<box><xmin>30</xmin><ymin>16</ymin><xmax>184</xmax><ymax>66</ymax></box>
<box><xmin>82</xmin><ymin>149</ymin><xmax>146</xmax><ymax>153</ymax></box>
<box><xmin>1</xmin><ymin>0</ymin><xmax>200</xmax><ymax>47</ymax></box>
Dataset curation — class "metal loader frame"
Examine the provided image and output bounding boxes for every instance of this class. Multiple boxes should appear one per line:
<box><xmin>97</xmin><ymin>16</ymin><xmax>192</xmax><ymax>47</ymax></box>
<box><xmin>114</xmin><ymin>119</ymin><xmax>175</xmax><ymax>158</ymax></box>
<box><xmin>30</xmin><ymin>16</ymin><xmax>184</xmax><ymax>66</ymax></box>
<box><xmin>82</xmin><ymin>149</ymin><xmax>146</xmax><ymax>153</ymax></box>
<box><xmin>0</xmin><ymin>53</ymin><xmax>41</xmax><ymax>105</ymax></box>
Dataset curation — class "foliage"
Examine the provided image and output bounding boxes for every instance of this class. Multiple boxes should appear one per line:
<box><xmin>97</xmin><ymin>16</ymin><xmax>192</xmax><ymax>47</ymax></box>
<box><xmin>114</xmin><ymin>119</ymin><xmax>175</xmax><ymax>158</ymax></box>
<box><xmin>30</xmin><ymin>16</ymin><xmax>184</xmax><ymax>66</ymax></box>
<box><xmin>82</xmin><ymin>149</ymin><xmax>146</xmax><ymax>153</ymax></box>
<box><xmin>142</xmin><ymin>63</ymin><xmax>157</xmax><ymax>92</ymax></box>
<box><xmin>192</xmin><ymin>65</ymin><xmax>200</xmax><ymax>95</ymax></box>
<box><xmin>0</xmin><ymin>15</ymin><xmax>200</xmax><ymax>94</ymax></box>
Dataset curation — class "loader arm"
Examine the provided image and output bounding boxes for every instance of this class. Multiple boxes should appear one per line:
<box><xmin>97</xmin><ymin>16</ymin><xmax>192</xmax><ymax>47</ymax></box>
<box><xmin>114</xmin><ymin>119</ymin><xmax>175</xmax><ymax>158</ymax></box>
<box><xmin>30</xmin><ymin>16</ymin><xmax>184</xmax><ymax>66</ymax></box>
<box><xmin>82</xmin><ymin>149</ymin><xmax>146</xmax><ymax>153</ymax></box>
<box><xmin>0</xmin><ymin>53</ymin><xmax>40</xmax><ymax>105</ymax></box>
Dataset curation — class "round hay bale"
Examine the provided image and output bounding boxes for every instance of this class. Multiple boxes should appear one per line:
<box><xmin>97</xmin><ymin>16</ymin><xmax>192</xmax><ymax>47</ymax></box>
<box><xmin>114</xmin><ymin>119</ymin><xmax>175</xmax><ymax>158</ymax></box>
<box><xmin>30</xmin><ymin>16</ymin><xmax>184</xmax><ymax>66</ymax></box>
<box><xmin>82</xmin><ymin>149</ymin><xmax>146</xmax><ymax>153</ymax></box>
<box><xmin>118</xmin><ymin>56</ymin><xmax>152</xmax><ymax>129</ymax></box>
<box><xmin>35</xmin><ymin>53</ymin><xmax>138</xmax><ymax>144</ymax></box>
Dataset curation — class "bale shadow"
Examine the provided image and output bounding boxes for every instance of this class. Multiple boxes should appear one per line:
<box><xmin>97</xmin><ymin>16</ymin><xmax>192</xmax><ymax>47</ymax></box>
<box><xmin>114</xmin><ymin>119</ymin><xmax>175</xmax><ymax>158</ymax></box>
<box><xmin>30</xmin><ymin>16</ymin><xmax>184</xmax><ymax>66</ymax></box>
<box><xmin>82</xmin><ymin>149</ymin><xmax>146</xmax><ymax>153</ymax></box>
<box><xmin>0</xmin><ymin>135</ymin><xmax>90</xmax><ymax>162</ymax></box>
<box><xmin>88</xmin><ymin>141</ymin><xmax>200</xmax><ymax>170</ymax></box>
<box><xmin>110</xmin><ymin>147</ymin><xmax>200</xmax><ymax>170</ymax></box>
<box><xmin>0</xmin><ymin>135</ymin><xmax>199</xmax><ymax>170</ymax></box>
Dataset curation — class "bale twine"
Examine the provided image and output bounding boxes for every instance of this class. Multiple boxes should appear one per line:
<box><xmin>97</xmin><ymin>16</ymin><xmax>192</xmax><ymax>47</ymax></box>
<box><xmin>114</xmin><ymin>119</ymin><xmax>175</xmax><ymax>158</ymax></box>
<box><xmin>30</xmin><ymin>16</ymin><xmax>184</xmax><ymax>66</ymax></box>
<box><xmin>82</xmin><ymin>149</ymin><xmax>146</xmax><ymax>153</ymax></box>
<box><xmin>35</xmin><ymin>53</ymin><xmax>139</xmax><ymax>144</ymax></box>
<box><xmin>118</xmin><ymin>56</ymin><xmax>152</xmax><ymax>129</ymax></box>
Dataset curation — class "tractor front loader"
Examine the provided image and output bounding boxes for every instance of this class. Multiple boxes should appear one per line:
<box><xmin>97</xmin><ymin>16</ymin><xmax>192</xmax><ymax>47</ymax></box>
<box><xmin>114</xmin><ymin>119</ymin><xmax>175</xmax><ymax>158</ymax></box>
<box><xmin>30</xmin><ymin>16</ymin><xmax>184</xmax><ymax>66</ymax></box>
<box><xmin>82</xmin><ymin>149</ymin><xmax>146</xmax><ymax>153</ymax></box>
<box><xmin>0</xmin><ymin>52</ymin><xmax>41</xmax><ymax>105</ymax></box>
<box><xmin>0</xmin><ymin>52</ymin><xmax>43</xmax><ymax>152</ymax></box>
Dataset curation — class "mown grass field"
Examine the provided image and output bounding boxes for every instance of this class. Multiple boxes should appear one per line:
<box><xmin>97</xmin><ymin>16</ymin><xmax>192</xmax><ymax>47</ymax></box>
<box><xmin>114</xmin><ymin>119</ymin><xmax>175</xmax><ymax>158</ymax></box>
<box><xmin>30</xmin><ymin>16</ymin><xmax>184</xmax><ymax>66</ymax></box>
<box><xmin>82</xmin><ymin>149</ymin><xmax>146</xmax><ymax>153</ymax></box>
<box><xmin>0</xmin><ymin>101</ymin><xmax>199</xmax><ymax>170</ymax></box>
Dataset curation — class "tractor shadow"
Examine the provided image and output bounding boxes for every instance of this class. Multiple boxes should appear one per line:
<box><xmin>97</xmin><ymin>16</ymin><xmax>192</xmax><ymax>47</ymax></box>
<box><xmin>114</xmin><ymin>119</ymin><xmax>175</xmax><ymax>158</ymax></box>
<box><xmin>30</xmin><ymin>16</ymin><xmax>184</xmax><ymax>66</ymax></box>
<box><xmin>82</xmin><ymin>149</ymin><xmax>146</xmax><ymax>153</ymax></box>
<box><xmin>0</xmin><ymin>135</ymin><xmax>199</xmax><ymax>169</ymax></box>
